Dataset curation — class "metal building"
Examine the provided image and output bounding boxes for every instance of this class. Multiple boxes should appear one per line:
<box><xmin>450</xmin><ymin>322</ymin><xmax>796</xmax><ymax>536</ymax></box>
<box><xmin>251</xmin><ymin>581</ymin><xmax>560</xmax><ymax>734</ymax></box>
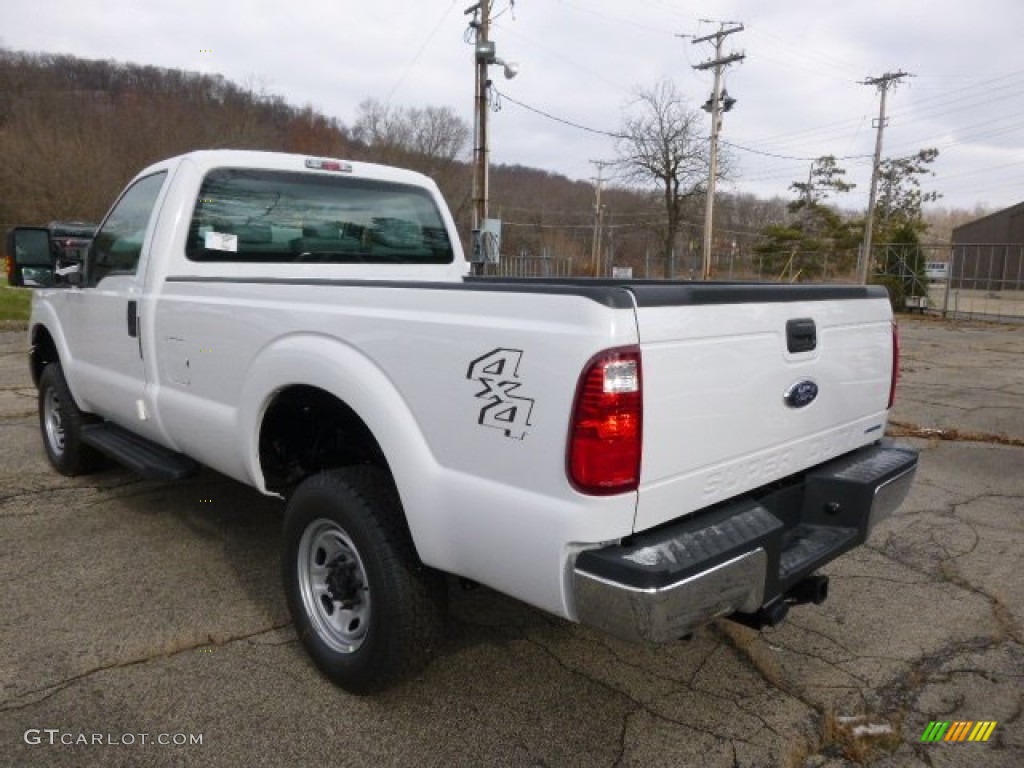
<box><xmin>951</xmin><ymin>202</ymin><xmax>1024</xmax><ymax>291</ymax></box>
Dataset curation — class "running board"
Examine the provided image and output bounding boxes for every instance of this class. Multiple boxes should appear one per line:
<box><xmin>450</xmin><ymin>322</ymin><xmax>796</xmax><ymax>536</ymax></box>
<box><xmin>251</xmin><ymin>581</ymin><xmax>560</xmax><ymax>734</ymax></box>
<box><xmin>80</xmin><ymin>423</ymin><xmax>199</xmax><ymax>480</ymax></box>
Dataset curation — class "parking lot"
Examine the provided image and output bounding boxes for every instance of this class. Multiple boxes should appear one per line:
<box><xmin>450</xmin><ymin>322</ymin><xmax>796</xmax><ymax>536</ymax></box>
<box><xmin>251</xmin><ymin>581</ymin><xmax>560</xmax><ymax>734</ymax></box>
<box><xmin>0</xmin><ymin>316</ymin><xmax>1021</xmax><ymax>767</ymax></box>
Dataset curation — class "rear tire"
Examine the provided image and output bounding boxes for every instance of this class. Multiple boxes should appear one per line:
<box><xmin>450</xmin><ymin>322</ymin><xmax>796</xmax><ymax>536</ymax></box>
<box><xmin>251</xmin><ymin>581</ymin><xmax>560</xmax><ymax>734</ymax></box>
<box><xmin>282</xmin><ymin>466</ymin><xmax>446</xmax><ymax>694</ymax></box>
<box><xmin>38</xmin><ymin>363</ymin><xmax>104</xmax><ymax>476</ymax></box>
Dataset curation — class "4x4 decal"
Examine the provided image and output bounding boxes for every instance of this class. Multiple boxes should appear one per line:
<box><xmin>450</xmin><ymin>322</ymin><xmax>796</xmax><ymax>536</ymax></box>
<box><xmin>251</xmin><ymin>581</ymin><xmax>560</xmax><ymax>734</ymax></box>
<box><xmin>466</xmin><ymin>348</ymin><xmax>535</xmax><ymax>440</ymax></box>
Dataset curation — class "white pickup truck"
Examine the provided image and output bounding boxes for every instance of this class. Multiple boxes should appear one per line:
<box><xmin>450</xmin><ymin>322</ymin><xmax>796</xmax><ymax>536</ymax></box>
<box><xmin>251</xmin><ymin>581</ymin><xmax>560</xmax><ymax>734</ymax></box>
<box><xmin>20</xmin><ymin>150</ymin><xmax>917</xmax><ymax>693</ymax></box>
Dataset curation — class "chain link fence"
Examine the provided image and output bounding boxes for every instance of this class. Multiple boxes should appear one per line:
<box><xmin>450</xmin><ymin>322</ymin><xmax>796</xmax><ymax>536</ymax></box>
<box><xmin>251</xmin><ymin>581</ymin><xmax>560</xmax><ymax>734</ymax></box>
<box><xmin>873</xmin><ymin>243</ymin><xmax>1024</xmax><ymax>323</ymax></box>
<box><xmin>484</xmin><ymin>252</ymin><xmax>574</xmax><ymax>278</ymax></box>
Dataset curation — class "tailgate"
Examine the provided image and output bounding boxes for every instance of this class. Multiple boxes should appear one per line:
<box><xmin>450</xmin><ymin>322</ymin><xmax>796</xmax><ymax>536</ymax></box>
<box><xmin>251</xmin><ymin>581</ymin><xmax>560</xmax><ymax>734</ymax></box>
<box><xmin>631</xmin><ymin>283</ymin><xmax>894</xmax><ymax>532</ymax></box>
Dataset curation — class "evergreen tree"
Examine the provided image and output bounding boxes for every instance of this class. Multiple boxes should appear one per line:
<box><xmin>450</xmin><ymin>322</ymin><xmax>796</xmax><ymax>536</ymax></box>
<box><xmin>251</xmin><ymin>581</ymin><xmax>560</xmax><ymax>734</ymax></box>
<box><xmin>755</xmin><ymin>156</ymin><xmax>859</xmax><ymax>281</ymax></box>
<box><xmin>870</xmin><ymin>148</ymin><xmax>940</xmax><ymax>305</ymax></box>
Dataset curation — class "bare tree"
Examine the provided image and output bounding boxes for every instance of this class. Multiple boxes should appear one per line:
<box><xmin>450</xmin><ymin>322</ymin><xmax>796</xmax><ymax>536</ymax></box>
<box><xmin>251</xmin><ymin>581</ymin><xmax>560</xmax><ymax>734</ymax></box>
<box><xmin>616</xmin><ymin>80</ymin><xmax>709</xmax><ymax>271</ymax></box>
<box><xmin>352</xmin><ymin>100</ymin><xmax>469</xmax><ymax>166</ymax></box>
<box><xmin>409</xmin><ymin>106</ymin><xmax>469</xmax><ymax>163</ymax></box>
<box><xmin>351</xmin><ymin>99</ymin><xmax>471</xmax><ymax>208</ymax></box>
<box><xmin>351</xmin><ymin>99</ymin><xmax>412</xmax><ymax>158</ymax></box>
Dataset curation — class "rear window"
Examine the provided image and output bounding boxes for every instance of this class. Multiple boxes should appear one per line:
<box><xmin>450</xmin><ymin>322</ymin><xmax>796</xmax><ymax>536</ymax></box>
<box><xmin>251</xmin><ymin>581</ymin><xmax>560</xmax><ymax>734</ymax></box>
<box><xmin>186</xmin><ymin>168</ymin><xmax>454</xmax><ymax>264</ymax></box>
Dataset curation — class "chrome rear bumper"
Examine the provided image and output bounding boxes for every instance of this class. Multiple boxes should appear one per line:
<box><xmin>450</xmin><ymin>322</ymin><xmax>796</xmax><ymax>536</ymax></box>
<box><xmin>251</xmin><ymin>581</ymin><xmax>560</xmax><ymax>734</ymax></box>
<box><xmin>572</xmin><ymin>442</ymin><xmax>918</xmax><ymax>644</ymax></box>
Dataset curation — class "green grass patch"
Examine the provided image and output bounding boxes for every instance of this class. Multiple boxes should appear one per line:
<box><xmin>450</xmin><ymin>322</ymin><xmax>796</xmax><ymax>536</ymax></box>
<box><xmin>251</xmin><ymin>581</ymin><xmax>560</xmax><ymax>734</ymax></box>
<box><xmin>0</xmin><ymin>280</ymin><xmax>33</xmax><ymax>323</ymax></box>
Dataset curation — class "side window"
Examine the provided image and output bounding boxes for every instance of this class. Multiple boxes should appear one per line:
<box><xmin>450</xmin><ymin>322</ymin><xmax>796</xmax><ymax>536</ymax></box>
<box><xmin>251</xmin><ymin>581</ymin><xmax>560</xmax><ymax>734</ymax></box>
<box><xmin>89</xmin><ymin>171</ymin><xmax>167</xmax><ymax>286</ymax></box>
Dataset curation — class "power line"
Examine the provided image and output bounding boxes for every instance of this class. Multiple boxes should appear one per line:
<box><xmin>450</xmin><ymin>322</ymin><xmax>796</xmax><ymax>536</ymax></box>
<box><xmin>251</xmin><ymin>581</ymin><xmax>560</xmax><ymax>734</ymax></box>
<box><xmin>738</xmin><ymin>114</ymin><xmax>867</xmax><ymax>149</ymax></box>
<box><xmin>721</xmin><ymin>139</ymin><xmax>870</xmax><ymax>162</ymax></box>
<box><xmin>492</xmin><ymin>25</ymin><xmax>631</xmax><ymax>92</ymax></box>
<box><xmin>495</xmin><ymin>84</ymin><xmax>1010</xmax><ymax>211</ymax></box>
<box><xmin>889</xmin><ymin>81</ymin><xmax>1024</xmax><ymax>129</ymax></box>
<box><xmin>494</xmin><ymin>87</ymin><xmax>873</xmax><ymax>164</ymax></box>
<box><xmin>744</xmin><ymin>27</ymin><xmax>863</xmax><ymax>81</ymax></box>
<box><xmin>933</xmin><ymin>155</ymin><xmax>1024</xmax><ymax>183</ymax></box>
<box><xmin>384</xmin><ymin>0</ymin><xmax>459</xmax><ymax>104</ymax></box>
<box><xmin>489</xmin><ymin>87</ymin><xmax>627</xmax><ymax>138</ymax></box>
<box><xmin>890</xmin><ymin>69</ymin><xmax>1024</xmax><ymax>114</ymax></box>
<box><xmin>555</xmin><ymin>0</ymin><xmax>671</xmax><ymax>36</ymax></box>
<box><xmin>724</xmin><ymin>71</ymin><xmax>1024</xmax><ymax>155</ymax></box>
<box><xmin>885</xmin><ymin>112</ymin><xmax>1024</xmax><ymax>156</ymax></box>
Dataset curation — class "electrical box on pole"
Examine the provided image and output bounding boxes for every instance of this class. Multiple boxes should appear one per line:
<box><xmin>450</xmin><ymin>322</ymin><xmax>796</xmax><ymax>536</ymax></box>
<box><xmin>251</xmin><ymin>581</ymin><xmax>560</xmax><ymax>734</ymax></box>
<box><xmin>471</xmin><ymin>218</ymin><xmax>502</xmax><ymax>265</ymax></box>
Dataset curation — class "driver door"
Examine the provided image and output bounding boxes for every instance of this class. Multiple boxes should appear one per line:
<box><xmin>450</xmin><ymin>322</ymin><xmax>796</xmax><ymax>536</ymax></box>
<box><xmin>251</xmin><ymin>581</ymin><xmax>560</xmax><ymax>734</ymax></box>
<box><xmin>63</xmin><ymin>171</ymin><xmax>168</xmax><ymax>431</ymax></box>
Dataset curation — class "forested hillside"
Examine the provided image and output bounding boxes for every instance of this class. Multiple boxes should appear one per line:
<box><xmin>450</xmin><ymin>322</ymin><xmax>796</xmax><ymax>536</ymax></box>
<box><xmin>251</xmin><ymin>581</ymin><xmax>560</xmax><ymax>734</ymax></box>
<box><xmin>0</xmin><ymin>49</ymin><xmax>354</xmax><ymax>236</ymax></box>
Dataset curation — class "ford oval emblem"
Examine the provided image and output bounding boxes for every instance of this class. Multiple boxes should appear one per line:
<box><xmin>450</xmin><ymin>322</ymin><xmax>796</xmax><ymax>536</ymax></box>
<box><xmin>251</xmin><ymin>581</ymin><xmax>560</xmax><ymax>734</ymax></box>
<box><xmin>784</xmin><ymin>380</ymin><xmax>819</xmax><ymax>409</ymax></box>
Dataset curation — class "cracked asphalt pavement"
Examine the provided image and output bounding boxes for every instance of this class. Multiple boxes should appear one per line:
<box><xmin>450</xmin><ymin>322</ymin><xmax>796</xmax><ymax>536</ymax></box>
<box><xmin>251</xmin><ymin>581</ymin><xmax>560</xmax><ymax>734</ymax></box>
<box><xmin>0</xmin><ymin>316</ymin><xmax>1021</xmax><ymax>767</ymax></box>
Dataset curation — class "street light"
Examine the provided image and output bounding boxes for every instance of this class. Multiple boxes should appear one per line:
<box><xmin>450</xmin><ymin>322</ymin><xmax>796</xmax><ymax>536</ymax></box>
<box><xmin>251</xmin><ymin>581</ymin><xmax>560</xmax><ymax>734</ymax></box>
<box><xmin>496</xmin><ymin>58</ymin><xmax>519</xmax><ymax>80</ymax></box>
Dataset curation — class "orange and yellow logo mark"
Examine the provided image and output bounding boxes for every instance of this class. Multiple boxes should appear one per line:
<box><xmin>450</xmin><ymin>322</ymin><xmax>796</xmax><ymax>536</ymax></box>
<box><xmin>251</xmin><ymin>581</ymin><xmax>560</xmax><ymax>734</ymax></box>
<box><xmin>920</xmin><ymin>721</ymin><xmax>997</xmax><ymax>742</ymax></box>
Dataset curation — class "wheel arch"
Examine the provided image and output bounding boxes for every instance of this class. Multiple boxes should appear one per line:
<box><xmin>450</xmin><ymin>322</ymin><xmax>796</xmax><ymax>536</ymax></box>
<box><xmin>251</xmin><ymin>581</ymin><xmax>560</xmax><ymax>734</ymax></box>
<box><xmin>29</xmin><ymin>323</ymin><xmax>59</xmax><ymax>388</ymax></box>
<box><xmin>257</xmin><ymin>383</ymin><xmax>389</xmax><ymax>493</ymax></box>
<box><xmin>29</xmin><ymin>318</ymin><xmax>87</xmax><ymax>413</ymax></box>
<box><xmin>242</xmin><ymin>334</ymin><xmax>442</xmax><ymax>558</ymax></box>
<box><xmin>28</xmin><ymin>299</ymin><xmax>79</xmax><ymax>389</ymax></box>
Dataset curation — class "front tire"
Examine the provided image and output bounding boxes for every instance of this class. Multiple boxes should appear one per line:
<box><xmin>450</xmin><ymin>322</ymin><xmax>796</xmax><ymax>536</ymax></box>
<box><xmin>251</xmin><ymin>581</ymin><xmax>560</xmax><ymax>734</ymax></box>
<box><xmin>38</xmin><ymin>363</ymin><xmax>103</xmax><ymax>476</ymax></box>
<box><xmin>283</xmin><ymin>467</ymin><xmax>446</xmax><ymax>694</ymax></box>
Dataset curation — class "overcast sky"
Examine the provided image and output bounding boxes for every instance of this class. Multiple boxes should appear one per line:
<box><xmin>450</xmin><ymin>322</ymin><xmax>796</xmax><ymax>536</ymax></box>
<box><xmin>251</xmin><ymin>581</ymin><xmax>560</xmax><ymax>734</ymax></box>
<box><xmin>4</xmin><ymin>0</ymin><xmax>1023</xmax><ymax>214</ymax></box>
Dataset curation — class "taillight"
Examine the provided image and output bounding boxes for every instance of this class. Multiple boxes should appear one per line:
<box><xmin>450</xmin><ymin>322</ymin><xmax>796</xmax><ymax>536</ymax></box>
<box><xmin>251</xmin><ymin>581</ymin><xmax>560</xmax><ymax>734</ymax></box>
<box><xmin>568</xmin><ymin>346</ymin><xmax>642</xmax><ymax>495</ymax></box>
<box><xmin>888</xmin><ymin>321</ymin><xmax>899</xmax><ymax>409</ymax></box>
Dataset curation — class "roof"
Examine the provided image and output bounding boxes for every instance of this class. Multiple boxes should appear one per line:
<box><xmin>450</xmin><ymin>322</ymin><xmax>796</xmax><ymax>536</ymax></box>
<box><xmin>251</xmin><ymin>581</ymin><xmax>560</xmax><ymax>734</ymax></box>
<box><xmin>134</xmin><ymin>149</ymin><xmax>435</xmax><ymax>190</ymax></box>
<box><xmin>952</xmin><ymin>200</ymin><xmax>1024</xmax><ymax>243</ymax></box>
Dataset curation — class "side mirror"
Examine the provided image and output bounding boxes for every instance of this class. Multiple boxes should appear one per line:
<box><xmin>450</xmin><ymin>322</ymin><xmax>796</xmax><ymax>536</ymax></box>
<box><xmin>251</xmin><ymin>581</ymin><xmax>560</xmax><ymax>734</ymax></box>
<box><xmin>7</xmin><ymin>227</ymin><xmax>53</xmax><ymax>288</ymax></box>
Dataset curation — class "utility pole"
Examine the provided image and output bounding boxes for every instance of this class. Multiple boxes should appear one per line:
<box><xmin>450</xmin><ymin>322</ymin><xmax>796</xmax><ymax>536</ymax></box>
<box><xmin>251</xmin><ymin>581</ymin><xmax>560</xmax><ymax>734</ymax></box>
<box><xmin>799</xmin><ymin>158</ymin><xmax>817</xmax><ymax>229</ymax></box>
<box><xmin>590</xmin><ymin>160</ymin><xmax>612</xmax><ymax>276</ymax></box>
<box><xmin>465</xmin><ymin>1</ymin><xmax>518</xmax><ymax>275</ymax></box>
<box><xmin>804</xmin><ymin>160</ymin><xmax>816</xmax><ymax>207</ymax></box>
<box><xmin>691</xmin><ymin>22</ymin><xmax>744</xmax><ymax>281</ymax></box>
<box><xmin>859</xmin><ymin>70</ymin><xmax>910</xmax><ymax>284</ymax></box>
<box><xmin>468</xmin><ymin>1</ymin><xmax>492</xmax><ymax>276</ymax></box>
